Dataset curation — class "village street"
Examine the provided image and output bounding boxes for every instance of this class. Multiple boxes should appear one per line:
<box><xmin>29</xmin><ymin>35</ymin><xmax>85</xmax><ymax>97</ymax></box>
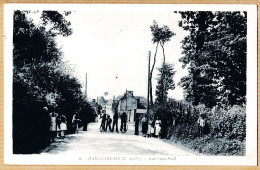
<box><xmin>40</xmin><ymin>122</ymin><xmax>195</xmax><ymax>156</ymax></box>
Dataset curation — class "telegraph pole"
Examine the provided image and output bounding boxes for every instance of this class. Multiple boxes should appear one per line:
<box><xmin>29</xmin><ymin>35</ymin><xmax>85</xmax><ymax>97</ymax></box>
<box><xmin>147</xmin><ymin>51</ymin><xmax>151</xmax><ymax>116</ymax></box>
<box><xmin>125</xmin><ymin>89</ymin><xmax>127</xmax><ymax>112</ymax></box>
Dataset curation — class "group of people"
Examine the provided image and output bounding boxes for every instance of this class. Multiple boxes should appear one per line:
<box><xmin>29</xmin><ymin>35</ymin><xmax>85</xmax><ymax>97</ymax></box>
<box><xmin>44</xmin><ymin>106</ymin><xmax>81</xmax><ymax>142</ymax></box>
<box><xmin>100</xmin><ymin>111</ymin><xmax>127</xmax><ymax>133</ymax></box>
<box><xmin>141</xmin><ymin>116</ymin><xmax>162</xmax><ymax>138</ymax></box>
<box><xmin>48</xmin><ymin>109</ymin><xmax>67</xmax><ymax>142</ymax></box>
<box><xmin>45</xmin><ymin>105</ymin><xmax>207</xmax><ymax>143</ymax></box>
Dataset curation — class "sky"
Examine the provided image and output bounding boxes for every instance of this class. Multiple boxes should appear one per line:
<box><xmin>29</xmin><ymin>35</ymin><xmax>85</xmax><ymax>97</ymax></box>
<box><xmin>47</xmin><ymin>6</ymin><xmax>190</xmax><ymax>100</ymax></box>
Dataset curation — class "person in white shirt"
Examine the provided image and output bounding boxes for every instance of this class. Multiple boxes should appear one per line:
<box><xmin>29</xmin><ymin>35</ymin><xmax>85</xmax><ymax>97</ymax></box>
<box><xmin>49</xmin><ymin>112</ymin><xmax>58</xmax><ymax>142</ymax></box>
<box><xmin>155</xmin><ymin>117</ymin><xmax>161</xmax><ymax>138</ymax></box>
<box><xmin>197</xmin><ymin>114</ymin><xmax>205</xmax><ymax>137</ymax></box>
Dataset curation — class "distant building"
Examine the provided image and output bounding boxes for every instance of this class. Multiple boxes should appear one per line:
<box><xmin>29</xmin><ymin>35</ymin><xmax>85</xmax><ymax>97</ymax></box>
<box><xmin>97</xmin><ymin>96</ymin><xmax>107</xmax><ymax>107</ymax></box>
<box><xmin>97</xmin><ymin>96</ymin><xmax>107</xmax><ymax>114</ymax></box>
<box><xmin>115</xmin><ymin>90</ymin><xmax>147</xmax><ymax>123</ymax></box>
<box><xmin>90</xmin><ymin>99</ymin><xmax>98</xmax><ymax>117</ymax></box>
<box><xmin>105</xmin><ymin>99</ymin><xmax>113</xmax><ymax>118</ymax></box>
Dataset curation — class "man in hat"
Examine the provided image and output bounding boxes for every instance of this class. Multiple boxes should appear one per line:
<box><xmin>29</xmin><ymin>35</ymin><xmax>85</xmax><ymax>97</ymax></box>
<box><xmin>120</xmin><ymin>112</ymin><xmax>127</xmax><ymax>132</ymax></box>
<box><xmin>112</xmin><ymin>111</ymin><xmax>119</xmax><ymax>133</ymax></box>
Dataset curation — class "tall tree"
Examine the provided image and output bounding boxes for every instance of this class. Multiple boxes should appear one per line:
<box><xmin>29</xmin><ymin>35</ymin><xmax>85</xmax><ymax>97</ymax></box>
<box><xmin>149</xmin><ymin>21</ymin><xmax>175</xmax><ymax>107</ymax></box>
<box><xmin>155</xmin><ymin>63</ymin><xmax>176</xmax><ymax>104</ymax></box>
<box><xmin>177</xmin><ymin>11</ymin><xmax>247</xmax><ymax>107</ymax></box>
<box><xmin>13</xmin><ymin>10</ymin><xmax>96</xmax><ymax>153</ymax></box>
<box><xmin>41</xmin><ymin>11</ymin><xmax>72</xmax><ymax>37</ymax></box>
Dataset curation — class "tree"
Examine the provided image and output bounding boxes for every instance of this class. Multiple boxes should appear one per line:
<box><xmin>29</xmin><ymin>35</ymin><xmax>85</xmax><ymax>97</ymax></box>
<box><xmin>177</xmin><ymin>11</ymin><xmax>247</xmax><ymax>107</ymax></box>
<box><xmin>149</xmin><ymin>21</ymin><xmax>175</xmax><ymax>107</ymax></box>
<box><xmin>13</xmin><ymin>10</ymin><xmax>96</xmax><ymax>153</ymax></box>
<box><xmin>153</xmin><ymin>63</ymin><xmax>175</xmax><ymax>139</ymax></box>
<box><xmin>41</xmin><ymin>11</ymin><xmax>72</xmax><ymax>37</ymax></box>
<box><xmin>155</xmin><ymin>63</ymin><xmax>176</xmax><ymax>105</ymax></box>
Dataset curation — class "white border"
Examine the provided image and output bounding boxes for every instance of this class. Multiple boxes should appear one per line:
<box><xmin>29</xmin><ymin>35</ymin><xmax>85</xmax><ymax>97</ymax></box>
<box><xmin>4</xmin><ymin>4</ymin><xmax>257</xmax><ymax>165</ymax></box>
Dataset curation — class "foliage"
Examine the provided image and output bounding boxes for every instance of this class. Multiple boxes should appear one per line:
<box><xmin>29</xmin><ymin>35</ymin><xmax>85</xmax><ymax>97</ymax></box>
<box><xmin>148</xmin><ymin>21</ymin><xmax>175</xmax><ymax>107</ymax></box>
<box><xmin>164</xmin><ymin>100</ymin><xmax>246</xmax><ymax>155</ymax></box>
<box><xmin>155</xmin><ymin>63</ymin><xmax>176</xmax><ymax>105</ymax></box>
<box><xmin>169</xmin><ymin>134</ymin><xmax>245</xmax><ymax>156</ymax></box>
<box><xmin>13</xmin><ymin>11</ymin><xmax>61</xmax><ymax>68</ymax></box>
<box><xmin>153</xmin><ymin>99</ymin><xmax>188</xmax><ymax>139</ymax></box>
<box><xmin>41</xmin><ymin>11</ymin><xmax>72</xmax><ymax>36</ymax></box>
<box><xmin>208</xmin><ymin>105</ymin><xmax>246</xmax><ymax>141</ymax></box>
<box><xmin>177</xmin><ymin>11</ymin><xmax>247</xmax><ymax>107</ymax></box>
<box><xmin>13</xmin><ymin>10</ymin><xmax>96</xmax><ymax>154</ymax></box>
<box><xmin>150</xmin><ymin>20</ymin><xmax>175</xmax><ymax>46</ymax></box>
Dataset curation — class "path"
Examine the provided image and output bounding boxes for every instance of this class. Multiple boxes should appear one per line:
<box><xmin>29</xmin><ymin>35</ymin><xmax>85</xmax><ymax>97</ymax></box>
<box><xmin>40</xmin><ymin>122</ymin><xmax>195</xmax><ymax>156</ymax></box>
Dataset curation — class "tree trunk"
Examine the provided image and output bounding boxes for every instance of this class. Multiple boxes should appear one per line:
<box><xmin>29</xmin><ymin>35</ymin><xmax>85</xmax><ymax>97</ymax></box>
<box><xmin>160</xmin><ymin>42</ymin><xmax>166</xmax><ymax>104</ymax></box>
<box><xmin>160</xmin><ymin>42</ymin><xmax>166</xmax><ymax>65</ymax></box>
<box><xmin>149</xmin><ymin>42</ymin><xmax>159</xmax><ymax>107</ymax></box>
<box><xmin>149</xmin><ymin>78</ymin><xmax>153</xmax><ymax>107</ymax></box>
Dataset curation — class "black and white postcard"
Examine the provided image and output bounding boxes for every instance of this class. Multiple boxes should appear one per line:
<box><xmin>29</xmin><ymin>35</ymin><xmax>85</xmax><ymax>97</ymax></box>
<box><xmin>4</xmin><ymin>4</ymin><xmax>257</xmax><ymax>165</ymax></box>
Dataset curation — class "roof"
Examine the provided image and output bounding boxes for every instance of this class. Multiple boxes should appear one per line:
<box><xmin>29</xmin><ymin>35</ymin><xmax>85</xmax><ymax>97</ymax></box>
<box><xmin>115</xmin><ymin>90</ymin><xmax>136</xmax><ymax>102</ymax></box>
<box><xmin>114</xmin><ymin>95</ymin><xmax>123</xmax><ymax>101</ymax></box>
<box><xmin>135</xmin><ymin>96</ymin><xmax>147</xmax><ymax>103</ymax></box>
<box><xmin>114</xmin><ymin>91</ymin><xmax>147</xmax><ymax>105</ymax></box>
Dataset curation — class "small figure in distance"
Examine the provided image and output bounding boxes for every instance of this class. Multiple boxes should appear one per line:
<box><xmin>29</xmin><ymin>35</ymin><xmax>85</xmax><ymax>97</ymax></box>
<box><xmin>197</xmin><ymin>114</ymin><xmax>205</xmax><ymax>137</ymax></box>
<box><xmin>106</xmin><ymin>115</ymin><xmax>112</xmax><ymax>132</ymax></box>
<box><xmin>120</xmin><ymin>112</ymin><xmax>127</xmax><ymax>133</ymax></box>
<box><xmin>100</xmin><ymin>113</ymin><xmax>107</xmax><ymax>132</ymax></box>
<box><xmin>112</xmin><ymin>111</ymin><xmax>119</xmax><ymax>133</ymax></box>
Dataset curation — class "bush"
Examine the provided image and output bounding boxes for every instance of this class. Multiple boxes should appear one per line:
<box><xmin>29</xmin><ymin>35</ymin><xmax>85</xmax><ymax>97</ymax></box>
<box><xmin>161</xmin><ymin>100</ymin><xmax>246</xmax><ymax>155</ymax></box>
<box><xmin>208</xmin><ymin>105</ymin><xmax>246</xmax><ymax>142</ymax></box>
<box><xmin>13</xmin><ymin>11</ymin><xmax>97</xmax><ymax>154</ymax></box>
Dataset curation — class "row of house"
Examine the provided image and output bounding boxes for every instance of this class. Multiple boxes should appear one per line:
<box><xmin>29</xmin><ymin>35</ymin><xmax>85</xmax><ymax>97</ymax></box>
<box><xmin>95</xmin><ymin>90</ymin><xmax>147</xmax><ymax>123</ymax></box>
<box><xmin>116</xmin><ymin>90</ymin><xmax>147</xmax><ymax>122</ymax></box>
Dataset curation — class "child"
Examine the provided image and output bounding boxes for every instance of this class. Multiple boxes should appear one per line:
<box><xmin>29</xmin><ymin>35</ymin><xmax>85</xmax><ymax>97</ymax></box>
<box><xmin>60</xmin><ymin>114</ymin><xmax>67</xmax><ymax>138</ymax></box>
<box><xmin>106</xmin><ymin>115</ymin><xmax>112</xmax><ymax>132</ymax></box>
<box><xmin>147</xmin><ymin>118</ymin><xmax>153</xmax><ymax>138</ymax></box>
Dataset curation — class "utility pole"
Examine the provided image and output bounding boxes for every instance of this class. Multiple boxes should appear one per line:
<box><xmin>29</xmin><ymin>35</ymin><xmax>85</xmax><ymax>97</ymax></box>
<box><xmin>125</xmin><ymin>89</ymin><xmax>128</xmax><ymax>122</ymax></box>
<box><xmin>147</xmin><ymin>51</ymin><xmax>151</xmax><ymax>116</ymax></box>
<box><xmin>125</xmin><ymin>89</ymin><xmax>127</xmax><ymax>112</ymax></box>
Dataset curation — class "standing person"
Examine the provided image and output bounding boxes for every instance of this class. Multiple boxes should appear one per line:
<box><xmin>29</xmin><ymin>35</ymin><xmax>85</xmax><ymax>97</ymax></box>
<box><xmin>56</xmin><ymin>114</ymin><xmax>62</xmax><ymax>138</ymax></box>
<box><xmin>106</xmin><ymin>115</ymin><xmax>112</xmax><ymax>132</ymax></box>
<box><xmin>155</xmin><ymin>117</ymin><xmax>161</xmax><ymax>138</ymax></box>
<box><xmin>49</xmin><ymin>112</ymin><xmax>58</xmax><ymax>142</ymax></box>
<box><xmin>43</xmin><ymin>107</ymin><xmax>51</xmax><ymax>142</ymax></box>
<box><xmin>72</xmin><ymin>114</ymin><xmax>80</xmax><ymax>134</ymax></box>
<box><xmin>112</xmin><ymin>111</ymin><xmax>119</xmax><ymax>133</ymax></box>
<box><xmin>147</xmin><ymin>117</ymin><xmax>152</xmax><ymax>138</ymax></box>
<box><xmin>100</xmin><ymin>113</ymin><xmax>107</xmax><ymax>132</ymax></box>
<box><xmin>134</xmin><ymin>114</ymin><xmax>139</xmax><ymax>135</ymax></box>
<box><xmin>120</xmin><ymin>112</ymin><xmax>127</xmax><ymax>132</ymax></box>
<box><xmin>197</xmin><ymin>114</ymin><xmax>205</xmax><ymax>137</ymax></box>
<box><xmin>141</xmin><ymin>116</ymin><xmax>145</xmax><ymax>135</ymax></box>
<box><xmin>60</xmin><ymin>114</ymin><xmax>67</xmax><ymax>138</ymax></box>
<box><xmin>151</xmin><ymin>118</ymin><xmax>155</xmax><ymax>137</ymax></box>
<box><xmin>141</xmin><ymin>115</ymin><xmax>148</xmax><ymax>137</ymax></box>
